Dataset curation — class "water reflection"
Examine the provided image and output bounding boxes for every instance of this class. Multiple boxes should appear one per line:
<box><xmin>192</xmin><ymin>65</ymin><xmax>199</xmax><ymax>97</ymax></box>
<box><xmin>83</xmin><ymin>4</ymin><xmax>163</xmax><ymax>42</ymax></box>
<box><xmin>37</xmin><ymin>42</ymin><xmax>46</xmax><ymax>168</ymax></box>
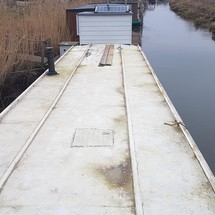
<box><xmin>142</xmin><ymin>4</ymin><xmax>215</xmax><ymax>174</ymax></box>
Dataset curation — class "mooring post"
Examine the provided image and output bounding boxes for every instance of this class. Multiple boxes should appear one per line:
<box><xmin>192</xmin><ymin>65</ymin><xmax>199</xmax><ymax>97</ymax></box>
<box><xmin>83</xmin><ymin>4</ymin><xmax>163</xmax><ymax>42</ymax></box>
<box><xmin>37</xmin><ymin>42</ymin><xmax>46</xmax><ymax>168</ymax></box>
<box><xmin>46</xmin><ymin>47</ymin><xmax>58</xmax><ymax>76</ymax></box>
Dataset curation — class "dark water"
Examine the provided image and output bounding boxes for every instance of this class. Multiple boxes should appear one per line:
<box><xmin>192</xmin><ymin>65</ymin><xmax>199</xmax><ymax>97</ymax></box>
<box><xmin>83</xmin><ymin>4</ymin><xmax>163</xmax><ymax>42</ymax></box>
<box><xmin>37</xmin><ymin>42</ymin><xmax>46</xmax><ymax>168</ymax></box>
<box><xmin>141</xmin><ymin>3</ymin><xmax>215</xmax><ymax>174</ymax></box>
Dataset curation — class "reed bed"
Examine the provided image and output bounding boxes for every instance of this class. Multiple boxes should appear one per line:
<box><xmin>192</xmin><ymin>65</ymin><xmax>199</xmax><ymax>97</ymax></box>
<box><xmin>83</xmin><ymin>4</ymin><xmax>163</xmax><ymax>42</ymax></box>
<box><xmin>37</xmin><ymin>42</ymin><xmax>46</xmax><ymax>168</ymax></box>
<box><xmin>169</xmin><ymin>0</ymin><xmax>215</xmax><ymax>29</ymax></box>
<box><xmin>0</xmin><ymin>0</ymin><xmax>101</xmax><ymax>110</ymax></box>
<box><xmin>0</xmin><ymin>0</ymin><xmax>98</xmax><ymax>79</ymax></box>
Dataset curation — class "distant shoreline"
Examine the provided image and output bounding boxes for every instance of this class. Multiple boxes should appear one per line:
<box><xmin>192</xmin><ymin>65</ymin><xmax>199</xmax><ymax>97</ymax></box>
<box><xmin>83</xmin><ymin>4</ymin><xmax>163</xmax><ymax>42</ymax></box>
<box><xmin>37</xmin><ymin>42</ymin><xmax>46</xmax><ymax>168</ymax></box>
<box><xmin>168</xmin><ymin>0</ymin><xmax>215</xmax><ymax>31</ymax></box>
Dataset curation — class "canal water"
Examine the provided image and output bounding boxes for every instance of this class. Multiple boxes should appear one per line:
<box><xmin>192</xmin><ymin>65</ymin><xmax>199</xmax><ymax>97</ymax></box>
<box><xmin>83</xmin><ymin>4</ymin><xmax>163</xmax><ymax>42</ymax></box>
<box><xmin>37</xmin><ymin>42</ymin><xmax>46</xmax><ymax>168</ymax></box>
<box><xmin>141</xmin><ymin>3</ymin><xmax>215</xmax><ymax>174</ymax></box>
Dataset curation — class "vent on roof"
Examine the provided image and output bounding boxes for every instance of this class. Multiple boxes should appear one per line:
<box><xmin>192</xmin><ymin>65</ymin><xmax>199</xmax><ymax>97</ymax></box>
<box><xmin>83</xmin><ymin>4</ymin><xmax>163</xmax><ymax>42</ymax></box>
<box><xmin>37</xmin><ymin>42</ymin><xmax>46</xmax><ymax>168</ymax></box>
<box><xmin>95</xmin><ymin>5</ymin><xmax>129</xmax><ymax>13</ymax></box>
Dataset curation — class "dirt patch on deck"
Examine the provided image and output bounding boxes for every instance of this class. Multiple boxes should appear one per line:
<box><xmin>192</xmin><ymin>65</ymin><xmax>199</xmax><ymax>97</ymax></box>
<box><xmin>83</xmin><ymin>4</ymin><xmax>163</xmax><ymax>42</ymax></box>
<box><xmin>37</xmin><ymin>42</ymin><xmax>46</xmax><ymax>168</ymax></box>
<box><xmin>95</xmin><ymin>157</ymin><xmax>134</xmax><ymax>200</ymax></box>
<box><xmin>114</xmin><ymin>115</ymin><xmax>126</xmax><ymax>126</ymax></box>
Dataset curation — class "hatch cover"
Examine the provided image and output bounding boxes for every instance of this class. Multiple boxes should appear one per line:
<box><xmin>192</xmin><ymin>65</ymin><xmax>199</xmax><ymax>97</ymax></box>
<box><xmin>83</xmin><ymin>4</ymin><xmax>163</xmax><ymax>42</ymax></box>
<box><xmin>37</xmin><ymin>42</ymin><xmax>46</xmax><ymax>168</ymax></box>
<box><xmin>72</xmin><ymin>128</ymin><xmax>114</xmax><ymax>147</ymax></box>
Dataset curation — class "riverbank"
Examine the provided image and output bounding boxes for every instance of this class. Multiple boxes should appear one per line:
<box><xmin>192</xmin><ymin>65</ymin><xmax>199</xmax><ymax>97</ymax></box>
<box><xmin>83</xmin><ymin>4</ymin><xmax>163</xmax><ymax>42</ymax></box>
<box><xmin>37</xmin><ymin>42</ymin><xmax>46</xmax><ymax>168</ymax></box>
<box><xmin>169</xmin><ymin>0</ymin><xmax>215</xmax><ymax>30</ymax></box>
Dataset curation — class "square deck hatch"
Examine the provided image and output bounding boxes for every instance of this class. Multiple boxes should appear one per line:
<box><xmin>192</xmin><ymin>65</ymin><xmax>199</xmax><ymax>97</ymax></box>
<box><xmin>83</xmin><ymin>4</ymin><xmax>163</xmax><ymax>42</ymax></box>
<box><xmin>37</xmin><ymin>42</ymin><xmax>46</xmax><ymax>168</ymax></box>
<box><xmin>72</xmin><ymin>128</ymin><xmax>114</xmax><ymax>147</ymax></box>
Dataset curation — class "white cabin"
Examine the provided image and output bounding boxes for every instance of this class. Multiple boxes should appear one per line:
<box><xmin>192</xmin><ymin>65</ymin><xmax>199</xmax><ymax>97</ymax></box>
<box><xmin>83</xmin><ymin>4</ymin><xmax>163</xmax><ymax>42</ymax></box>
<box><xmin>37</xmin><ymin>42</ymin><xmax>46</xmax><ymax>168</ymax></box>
<box><xmin>77</xmin><ymin>5</ymin><xmax>132</xmax><ymax>45</ymax></box>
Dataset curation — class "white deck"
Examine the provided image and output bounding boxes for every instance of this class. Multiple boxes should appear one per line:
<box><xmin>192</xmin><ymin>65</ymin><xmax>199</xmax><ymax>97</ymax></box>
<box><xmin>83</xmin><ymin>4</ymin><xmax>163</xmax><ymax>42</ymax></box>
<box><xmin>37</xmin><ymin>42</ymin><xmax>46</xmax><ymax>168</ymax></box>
<box><xmin>0</xmin><ymin>44</ymin><xmax>214</xmax><ymax>215</ymax></box>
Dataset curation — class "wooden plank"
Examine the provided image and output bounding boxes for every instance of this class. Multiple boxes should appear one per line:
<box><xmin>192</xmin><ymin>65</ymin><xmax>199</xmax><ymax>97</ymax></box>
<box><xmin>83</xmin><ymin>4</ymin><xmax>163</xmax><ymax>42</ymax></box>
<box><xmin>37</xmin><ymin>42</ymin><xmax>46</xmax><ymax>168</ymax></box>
<box><xmin>106</xmin><ymin>44</ymin><xmax>114</xmax><ymax>66</ymax></box>
<box><xmin>99</xmin><ymin>45</ymin><xmax>110</xmax><ymax>66</ymax></box>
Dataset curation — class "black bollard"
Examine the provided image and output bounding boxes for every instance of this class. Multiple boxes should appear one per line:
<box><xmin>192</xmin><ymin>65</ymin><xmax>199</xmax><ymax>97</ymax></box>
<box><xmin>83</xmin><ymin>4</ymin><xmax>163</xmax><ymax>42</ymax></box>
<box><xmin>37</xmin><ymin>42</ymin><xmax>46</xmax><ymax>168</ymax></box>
<box><xmin>46</xmin><ymin>47</ymin><xmax>58</xmax><ymax>76</ymax></box>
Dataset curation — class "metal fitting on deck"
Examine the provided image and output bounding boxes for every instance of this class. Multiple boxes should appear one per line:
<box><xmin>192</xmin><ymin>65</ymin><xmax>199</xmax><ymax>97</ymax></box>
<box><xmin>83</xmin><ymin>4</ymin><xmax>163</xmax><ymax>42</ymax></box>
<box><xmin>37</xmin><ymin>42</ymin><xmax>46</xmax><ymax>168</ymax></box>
<box><xmin>46</xmin><ymin>47</ymin><xmax>58</xmax><ymax>76</ymax></box>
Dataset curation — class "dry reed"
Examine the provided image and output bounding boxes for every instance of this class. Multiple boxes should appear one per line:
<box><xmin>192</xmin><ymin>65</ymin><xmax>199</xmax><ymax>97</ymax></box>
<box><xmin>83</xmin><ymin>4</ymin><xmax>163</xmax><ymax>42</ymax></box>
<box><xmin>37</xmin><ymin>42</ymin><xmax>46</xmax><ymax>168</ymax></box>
<box><xmin>0</xmin><ymin>0</ymin><xmax>100</xmax><ymax>85</ymax></box>
<box><xmin>169</xmin><ymin>0</ymin><xmax>215</xmax><ymax>29</ymax></box>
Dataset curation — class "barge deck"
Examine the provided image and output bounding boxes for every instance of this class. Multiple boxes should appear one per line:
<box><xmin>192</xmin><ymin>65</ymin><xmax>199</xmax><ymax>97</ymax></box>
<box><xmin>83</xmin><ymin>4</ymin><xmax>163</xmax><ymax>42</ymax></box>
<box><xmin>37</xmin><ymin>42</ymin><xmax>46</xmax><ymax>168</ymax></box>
<box><xmin>0</xmin><ymin>44</ymin><xmax>214</xmax><ymax>215</ymax></box>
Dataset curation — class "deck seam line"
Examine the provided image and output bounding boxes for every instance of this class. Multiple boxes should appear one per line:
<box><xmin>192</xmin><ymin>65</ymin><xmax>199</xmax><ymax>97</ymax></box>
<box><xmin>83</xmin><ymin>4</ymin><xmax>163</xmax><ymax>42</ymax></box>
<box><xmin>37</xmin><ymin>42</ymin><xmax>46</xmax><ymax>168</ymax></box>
<box><xmin>0</xmin><ymin>45</ymin><xmax>90</xmax><ymax>192</ymax></box>
<box><xmin>120</xmin><ymin>45</ymin><xmax>144</xmax><ymax>215</ymax></box>
<box><xmin>138</xmin><ymin>46</ymin><xmax>215</xmax><ymax>193</ymax></box>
